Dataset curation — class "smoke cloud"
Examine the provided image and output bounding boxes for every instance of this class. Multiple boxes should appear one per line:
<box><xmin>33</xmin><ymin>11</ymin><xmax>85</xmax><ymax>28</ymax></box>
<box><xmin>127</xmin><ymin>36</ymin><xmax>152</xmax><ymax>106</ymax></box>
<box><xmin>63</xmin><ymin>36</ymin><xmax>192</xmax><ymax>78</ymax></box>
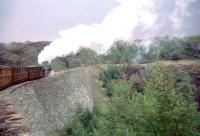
<box><xmin>38</xmin><ymin>0</ymin><xmax>198</xmax><ymax>64</ymax></box>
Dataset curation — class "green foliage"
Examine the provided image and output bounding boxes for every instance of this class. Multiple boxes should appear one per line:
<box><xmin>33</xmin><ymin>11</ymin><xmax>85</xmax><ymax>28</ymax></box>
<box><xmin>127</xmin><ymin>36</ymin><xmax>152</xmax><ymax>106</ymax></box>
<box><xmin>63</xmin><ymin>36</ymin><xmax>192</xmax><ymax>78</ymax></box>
<box><xmin>106</xmin><ymin>79</ymin><xmax>133</xmax><ymax>97</ymax></box>
<box><xmin>66</xmin><ymin>55</ymin><xmax>82</xmax><ymax>68</ymax></box>
<box><xmin>144</xmin><ymin>64</ymin><xmax>155</xmax><ymax>79</ymax></box>
<box><xmin>49</xmin><ymin>107</ymin><xmax>104</xmax><ymax>136</ymax></box>
<box><xmin>183</xmin><ymin>35</ymin><xmax>200</xmax><ymax>58</ymax></box>
<box><xmin>1</xmin><ymin>35</ymin><xmax>200</xmax><ymax>66</ymax></box>
<box><xmin>0</xmin><ymin>41</ymin><xmax>49</xmax><ymax>66</ymax></box>
<box><xmin>76</xmin><ymin>48</ymin><xmax>97</xmax><ymax>65</ymax></box>
<box><xmin>167</xmin><ymin>67</ymin><xmax>196</xmax><ymax>96</ymax></box>
<box><xmin>41</xmin><ymin>61</ymin><xmax>50</xmax><ymax>67</ymax></box>
<box><xmin>101</xmin><ymin>36</ymin><xmax>199</xmax><ymax>64</ymax></box>
<box><xmin>184</xmin><ymin>35</ymin><xmax>200</xmax><ymax>43</ymax></box>
<box><xmin>145</xmin><ymin>65</ymin><xmax>196</xmax><ymax>98</ymax></box>
<box><xmin>64</xmin><ymin>48</ymin><xmax>97</xmax><ymax>68</ymax></box>
<box><xmin>140</xmin><ymin>66</ymin><xmax>200</xmax><ymax>135</ymax></box>
<box><xmin>105</xmin><ymin>41</ymin><xmax>138</xmax><ymax>63</ymax></box>
<box><xmin>1</xmin><ymin>53</ymin><xmax>20</xmax><ymax>65</ymax></box>
<box><xmin>143</xmin><ymin>36</ymin><xmax>200</xmax><ymax>61</ymax></box>
<box><xmin>50</xmin><ymin>57</ymin><xmax>67</xmax><ymax>71</ymax></box>
<box><xmin>1</xmin><ymin>35</ymin><xmax>200</xmax><ymax>67</ymax></box>
<box><xmin>100</xmin><ymin>65</ymin><xmax>124</xmax><ymax>87</ymax></box>
<box><xmin>51</xmin><ymin>64</ymin><xmax>200</xmax><ymax>136</ymax></box>
<box><xmin>159</xmin><ymin>37</ymin><xmax>184</xmax><ymax>60</ymax></box>
<box><xmin>143</xmin><ymin>45</ymin><xmax>159</xmax><ymax>63</ymax></box>
<box><xmin>101</xmin><ymin>66</ymin><xmax>200</xmax><ymax>136</ymax></box>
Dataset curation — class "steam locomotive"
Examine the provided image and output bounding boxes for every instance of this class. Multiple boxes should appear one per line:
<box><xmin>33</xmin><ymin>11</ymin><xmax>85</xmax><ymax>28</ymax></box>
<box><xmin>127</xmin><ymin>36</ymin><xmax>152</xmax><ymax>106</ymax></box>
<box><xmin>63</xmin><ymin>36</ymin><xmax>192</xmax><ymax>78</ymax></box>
<box><xmin>0</xmin><ymin>65</ymin><xmax>48</xmax><ymax>90</ymax></box>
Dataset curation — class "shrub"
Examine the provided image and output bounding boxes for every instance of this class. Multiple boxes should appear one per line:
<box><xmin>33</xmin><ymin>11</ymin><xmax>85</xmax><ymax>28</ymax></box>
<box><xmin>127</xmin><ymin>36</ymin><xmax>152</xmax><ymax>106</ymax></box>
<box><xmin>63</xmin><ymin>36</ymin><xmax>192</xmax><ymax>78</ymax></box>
<box><xmin>165</xmin><ymin>66</ymin><xmax>196</xmax><ymax>98</ymax></box>
<box><xmin>183</xmin><ymin>35</ymin><xmax>200</xmax><ymax>58</ymax></box>
<box><xmin>105</xmin><ymin>40</ymin><xmax>138</xmax><ymax>63</ymax></box>
<box><xmin>50</xmin><ymin>57</ymin><xmax>67</xmax><ymax>71</ymax></box>
<box><xmin>139</xmin><ymin>65</ymin><xmax>200</xmax><ymax>135</ymax></box>
<box><xmin>100</xmin><ymin>65</ymin><xmax>124</xmax><ymax>87</ymax></box>
<box><xmin>76</xmin><ymin>48</ymin><xmax>97</xmax><ymax>66</ymax></box>
<box><xmin>106</xmin><ymin>79</ymin><xmax>134</xmax><ymax>97</ymax></box>
<box><xmin>104</xmin><ymin>65</ymin><xmax>200</xmax><ymax>136</ymax></box>
<box><xmin>64</xmin><ymin>48</ymin><xmax>97</xmax><ymax>68</ymax></box>
<box><xmin>159</xmin><ymin>37</ymin><xmax>184</xmax><ymax>60</ymax></box>
<box><xmin>49</xmin><ymin>107</ymin><xmax>105</xmax><ymax>136</ymax></box>
<box><xmin>50</xmin><ymin>64</ymin><xmax>200</xmax><ymax>136</ymax></box>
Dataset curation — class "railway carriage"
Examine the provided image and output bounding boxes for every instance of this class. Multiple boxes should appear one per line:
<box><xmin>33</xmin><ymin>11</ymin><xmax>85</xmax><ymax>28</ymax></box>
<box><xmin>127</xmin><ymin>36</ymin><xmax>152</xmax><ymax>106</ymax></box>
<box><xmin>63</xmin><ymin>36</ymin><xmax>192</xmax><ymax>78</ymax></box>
<box><xmin>0</xmin><ymin>65</ymin><xmax>46</xmax><ymax>91</ymax></box>
<box><xmin>12</xmin><ymin>67</ymin><xmax>28</xmax><ymax>84</ymax></box>
<box><xmin>0</xmin><ymin>66</ymin><xmax>12</xmax><ymax>90</ymax></box>
<box><xmin>27</xmin><ymin>66</ymin><xmax>44</xmax><ymax>80</ymax></box>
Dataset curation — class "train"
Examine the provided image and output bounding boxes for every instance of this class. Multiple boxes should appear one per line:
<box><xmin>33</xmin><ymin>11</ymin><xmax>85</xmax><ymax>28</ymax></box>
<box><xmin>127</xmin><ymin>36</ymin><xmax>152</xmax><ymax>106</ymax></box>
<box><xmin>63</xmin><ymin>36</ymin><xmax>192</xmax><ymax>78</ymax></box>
<box><xmin>0</xmin><ymin>65</ymin><xmax>48</xmax><ymax>90</ymax></box>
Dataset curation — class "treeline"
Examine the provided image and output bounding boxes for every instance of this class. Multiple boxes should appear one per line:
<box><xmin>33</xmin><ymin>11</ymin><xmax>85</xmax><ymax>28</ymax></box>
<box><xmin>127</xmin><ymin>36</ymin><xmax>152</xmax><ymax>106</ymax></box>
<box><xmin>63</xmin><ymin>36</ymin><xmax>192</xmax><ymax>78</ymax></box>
<box><xmin>48</xmin><ymin>35</ymin><xmax>200</xmax><ymax>71</ymax></box>
<box><xmin>0</xmin><ymin>41</ymin><xmax>50</xmax><ymax>66</ymax></box>
<box><xmin>0</xmin><ymin>35</ymin><xmax>199</xmax><ymax>68</ymax></box>
<box><xmin>50</xmin><ymin>65</ymin><xmax>200</xmax><ymax>136</ymax></box>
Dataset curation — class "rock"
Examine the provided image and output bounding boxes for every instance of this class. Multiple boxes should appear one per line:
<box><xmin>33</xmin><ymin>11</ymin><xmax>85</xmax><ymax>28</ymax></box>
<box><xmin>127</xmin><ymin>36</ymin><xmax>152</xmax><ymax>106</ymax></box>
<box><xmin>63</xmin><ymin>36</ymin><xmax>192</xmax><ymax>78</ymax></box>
<box><xmin>2</xmin><ymin>67</ymin><xmax>95</xmax><ymax>136</ymax></box>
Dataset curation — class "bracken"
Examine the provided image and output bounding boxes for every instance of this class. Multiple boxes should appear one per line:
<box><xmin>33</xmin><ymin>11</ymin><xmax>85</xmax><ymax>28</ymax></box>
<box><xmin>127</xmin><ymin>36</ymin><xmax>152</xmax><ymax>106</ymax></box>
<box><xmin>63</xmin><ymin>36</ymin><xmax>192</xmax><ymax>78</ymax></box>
<box><xmin>0</xmin><ymin>99</ymin><xmax>28</xmax><ymax>136</ymax></box>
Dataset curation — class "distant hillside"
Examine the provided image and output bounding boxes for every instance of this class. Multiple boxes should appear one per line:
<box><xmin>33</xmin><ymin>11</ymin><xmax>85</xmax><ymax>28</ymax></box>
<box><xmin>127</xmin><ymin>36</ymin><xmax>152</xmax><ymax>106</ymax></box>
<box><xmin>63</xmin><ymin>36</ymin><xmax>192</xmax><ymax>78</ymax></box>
<box><xmin>49</xmin><ymin>35</ymin><xmax>200</xmax><ymax>71</ymax></box>
<box><xmin>0</xmin><ymin>35</ymin><xmax>200</xmax><ymax>68</ymax></box>
<box><xmin>0</xmin><ymin>41</ymin><xmax>50</xmax><ymax>66</ymax></box>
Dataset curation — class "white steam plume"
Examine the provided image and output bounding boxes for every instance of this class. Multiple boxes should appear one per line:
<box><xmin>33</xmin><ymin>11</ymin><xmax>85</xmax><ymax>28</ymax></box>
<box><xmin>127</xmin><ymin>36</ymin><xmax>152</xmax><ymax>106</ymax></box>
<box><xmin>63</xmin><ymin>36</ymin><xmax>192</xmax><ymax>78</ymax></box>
<box><xmin>38</xmin><ymin>0</ymin><xmax>156</xmax><ymax>64</ymax></box>
<box><xmin>170</xmin><ymin>0</ymin><xmax>195</xmax><ymax>35</ymax></box>
<box><xmin>38</xmin><ymin>0</ymin><xmax>195</xmax><ymax>64</ymax></box>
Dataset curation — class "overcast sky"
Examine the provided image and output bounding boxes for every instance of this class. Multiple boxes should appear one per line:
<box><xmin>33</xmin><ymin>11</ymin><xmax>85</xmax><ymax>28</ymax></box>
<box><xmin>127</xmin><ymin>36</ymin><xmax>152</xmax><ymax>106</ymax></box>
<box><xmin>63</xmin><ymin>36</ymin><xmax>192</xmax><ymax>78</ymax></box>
<box><xmin>0</xmin><ymin>0</ymin><xmax>200</xmax><ymax>43</ymax></box>
<box><xmin>0</xmin><ymin>0</ymin><xmax>117</xmax><ymax>42</ymax></box>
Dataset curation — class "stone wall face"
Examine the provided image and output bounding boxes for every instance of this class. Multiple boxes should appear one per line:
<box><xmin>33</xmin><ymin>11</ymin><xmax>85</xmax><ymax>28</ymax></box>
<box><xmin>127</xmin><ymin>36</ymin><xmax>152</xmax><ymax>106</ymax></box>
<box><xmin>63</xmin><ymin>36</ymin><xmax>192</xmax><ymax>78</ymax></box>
<box><xmin>4</xmin><ymin>68</ymin><xmax>94</xmax><ymax>136</ymax></box>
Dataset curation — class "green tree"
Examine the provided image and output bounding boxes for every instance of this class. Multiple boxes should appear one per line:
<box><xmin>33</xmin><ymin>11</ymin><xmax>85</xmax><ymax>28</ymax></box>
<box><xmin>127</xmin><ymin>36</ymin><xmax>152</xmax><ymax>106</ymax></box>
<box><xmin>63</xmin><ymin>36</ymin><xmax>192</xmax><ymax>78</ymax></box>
<box><xmin>138</xmin><ymin>65</ymin><xmax>200</xmax><ymax>135</ymax></box>
<box><xmin>50</xmin><ymin>57</ymin><xmax>67</xmax><ymax>71</ymax></box>
<box><xmin>100</xmin><ymin>65</ymin><xmax>124</xmax><ymax>87</ymax></box>
<box><xmin>104</xmin><ymin>65</ymin><xmax>200</xmax><ymax>136</ymax></box>
<box><xmin>183</xmin><ymin>35</ymin><xmax>200</xmax><ymax>58</ymax></box>
<box><xmin>159</xmin><ymin>37</ymin><xmax>184</xmax><ymax>60</ymax></box>
<box><xmin>76</xmin><ymin>48</ymin><xmax>97</xmax><ymax>65</ymax></box>
<box><xmin>106</xmin><ymin>41</ymin><xmax>138</xmax><ymax>63</ymax></box>
<box><xmin>64</xmin><ymin>48</ymin><xmax>97</xmax><ymax>68</ymax></box>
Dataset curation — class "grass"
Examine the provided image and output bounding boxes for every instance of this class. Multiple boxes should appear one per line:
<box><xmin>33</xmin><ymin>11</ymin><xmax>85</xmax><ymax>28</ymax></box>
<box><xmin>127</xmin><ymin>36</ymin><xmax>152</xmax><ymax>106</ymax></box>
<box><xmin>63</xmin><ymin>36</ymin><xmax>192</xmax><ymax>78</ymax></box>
<box><xmin>159</xmin><ymin>59</ymin><xmax>200</xmax><ymax>66</ymax></box>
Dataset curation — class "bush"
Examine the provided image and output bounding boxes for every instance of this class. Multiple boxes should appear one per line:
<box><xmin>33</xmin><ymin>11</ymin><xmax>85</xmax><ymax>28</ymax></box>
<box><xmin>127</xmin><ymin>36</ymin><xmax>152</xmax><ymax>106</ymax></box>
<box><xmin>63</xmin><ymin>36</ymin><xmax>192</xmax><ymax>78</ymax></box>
<box><xmin>159</xmin><ymin>37</ymin><xmax>184</xmax><ymax>60</ymax></box>
<box><xmin>100</xmin><ymin>65</ymin><xmax>200</xmax><ymax>136</ymax></box>
<box><xmin>183</xmin><ymin>35</ymin><xmax>200</xmax><ymax>58</ymax></box>
<box><xmin>106</xmin><ymin>79</ymin><xmax>134</xmax><ymax>97</ymax></box>
<box><xmin>52</xmin><ymin>64</ymin><xmax>200</xmax><ymax>136</ymax></box>
<box><xmin>49</xmin><ymin>107</ymin><xmax>105</xmax><ymax>136</ymax></box>
<box><xmin>105</xmin><ymin>40</ymin><xmax>138</xmax><ymax>63</ymax></box>
<box><xmin>65</xmin><ymin>48</ymin><xmax>97</xmax><ymax>68</ymax></box>
<box><xmin>76</xmin><ymin>48</ymin><xmax>97</xmax><ymax>65</ymax></box>
<box><xmin>166</xmin><ymin>66</ymin><xmax>196</xmax><ymax>97</ymax></box>
<box><xmin>100</xmin><ymin>65</ymin><xmax>124</xmax><ymax>87</ymax></box>
<box><xmin>50</xmin><ymin>57</ymin><xmax>67</xmax><ymax>71</ymax></box>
